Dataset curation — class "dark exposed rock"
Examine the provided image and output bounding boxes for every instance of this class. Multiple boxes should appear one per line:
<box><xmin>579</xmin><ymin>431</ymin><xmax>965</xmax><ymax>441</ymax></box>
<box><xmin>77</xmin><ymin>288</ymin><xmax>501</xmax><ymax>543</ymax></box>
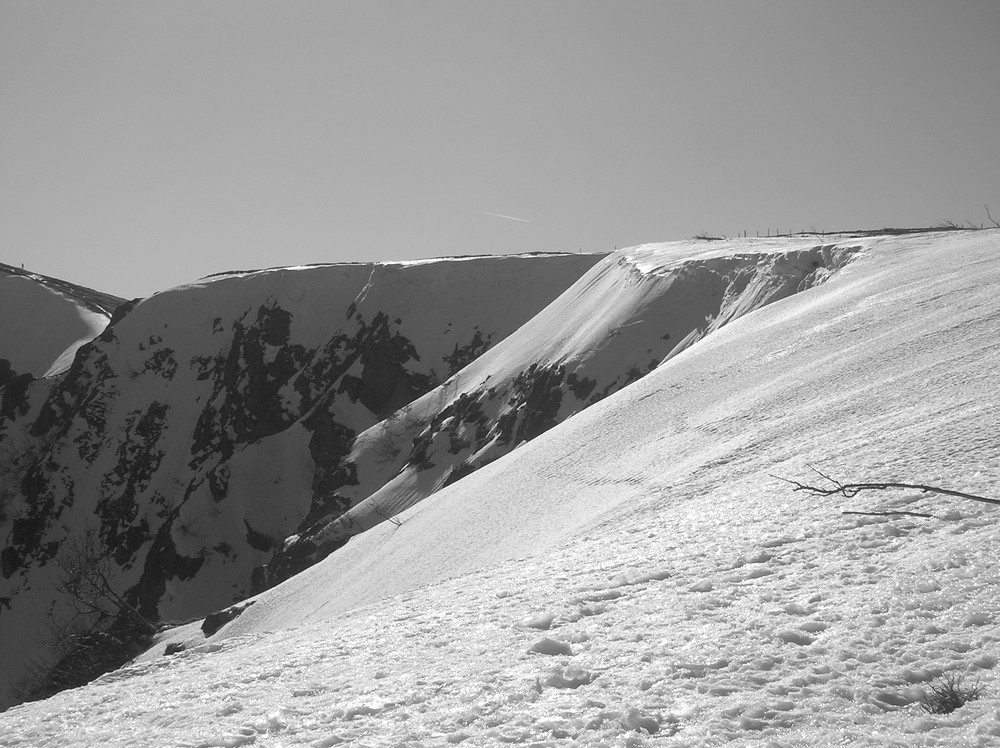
<box><xmin>137</xmin><ymin>519</ymin><xmax>206</xmax><ymax>622</ymax></box>
<box><xmin>208</xmin><ymin>465</ymin><xmax>230</xmax><ymax>503</ymax></box>
<box><xmin>442</xmin><ymin>460</ymin><xmax>477</xmax><ymax>488</ymax></box>
<box><xmin>101</xmin><ymin>298</ymin><xmax>140</xmax><ymax>341</ymax></box>
<box><xmin>244</xmin><ymin>520</ymin><xmax>277</xmax><ymax>553</ymax></box>
<box><xmin>0</xmin><ymin>358</ymin><xmax>18</xmax><ymax>390</ymax></box>
<box><xmin>143</xmin><ymin>348</ymin><xmax>177</xmax><ymax>379</ymax></box>
<box><xmin>4</xmin><ymin>463</ymin><xmax>62</xmax><ymax>575</ymax></box>
<box><xmin>254</xmin><ymin>523</ymin><xmax>352</xmax><ymax>594</ymax></box>
<box><xmin>304</xmin><ymin>409</ymin><xmax>357</xmax><ymax>513</ymax></box>
<box><xmin>0</xmin><ymin>360</ymin><xmax>33</xmax><ymax>421</ymax></box>
<box><xmin>252</xmin><ymin>539</ymin><xmax>316</xmax><ymax>595</ymax></box>
<box><xmin>443</xmin><ymin>329</ymin><xmax>493</xmax><ymax>375</ymax></box>
<box><xmin>339</xmin><ymin>312</ymin><xmax>428</xmax><ymax>417</ymax></box>
<box><xmin>0</xmin><ymin>548</ymin><xmax>18</xmax><ymax>579</ymax></box>
<box><xmin>407</xmin><ymin>429</ymin><xmax>436</xmax><ymax>472</ymax></box>
<box><xmin>510</xmin><ymin>364</ymin><xmax>567</xmax><ymax>445</ymax></box>
<box><xmin>201</xmin><ymin>600</ymin><xmax>255</xmax><ymax>637</ymax></box>
<box><xmin>566</xmin><ymin>372</ymin><xmax>597</xmax><ymax>401</ymax></box>
<box><xmin>189</xmin><ymin>304</ymin><xmax>311</xmax><ymax>475</ymax></box>
<box><xmin>96</xmin><ymin>402</ymin><xmax>169</xmax><ymax>567</ymax></box>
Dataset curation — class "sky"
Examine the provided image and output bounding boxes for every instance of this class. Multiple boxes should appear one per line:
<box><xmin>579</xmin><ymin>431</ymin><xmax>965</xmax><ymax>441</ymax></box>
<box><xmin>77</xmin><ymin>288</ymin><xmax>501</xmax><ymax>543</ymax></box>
<box><xmin>2</xmin><ymin>0</ymin><xmax>999</xmax><ymax>299</ymax></box>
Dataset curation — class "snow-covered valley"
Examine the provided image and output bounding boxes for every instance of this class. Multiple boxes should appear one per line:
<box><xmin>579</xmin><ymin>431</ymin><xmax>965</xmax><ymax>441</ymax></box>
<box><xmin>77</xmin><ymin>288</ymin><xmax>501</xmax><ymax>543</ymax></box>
<box><xmin>2</xmin><ymin>231</ymin><xmax>1000</xmax><ymax>746</ymax></box>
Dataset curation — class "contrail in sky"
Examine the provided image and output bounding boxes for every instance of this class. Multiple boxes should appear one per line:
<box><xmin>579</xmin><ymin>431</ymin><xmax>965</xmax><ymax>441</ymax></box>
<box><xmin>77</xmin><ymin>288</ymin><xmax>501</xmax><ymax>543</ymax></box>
<box><xmin>472</xmin><ymin>209</ymin><xmax>530</xmax><ymax>223</ymax></box>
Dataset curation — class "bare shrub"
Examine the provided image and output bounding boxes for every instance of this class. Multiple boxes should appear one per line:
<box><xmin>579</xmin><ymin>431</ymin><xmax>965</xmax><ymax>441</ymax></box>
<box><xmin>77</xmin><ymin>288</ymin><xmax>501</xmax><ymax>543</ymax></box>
<box><xmin>921</xmin><ymin>673</ymin><xmax>982</xmax><ymax>714</ymax></box>
<box><xmin>53</xmin><ymin>531</ymin><xmax>155</xmax><ymax>635</ymax></box>
<box><xmin>17</xmin><ymin>531</ymin><xmax>155</xmax><ymax>703</ymax></box>
<box><xmin>368</xmin><ymin>499</ymin><xmax>402</xmax><ymax>528</ymax></box>
<box><xmin>693</xmin><ymin>231</ymin><xmax>724</xmax><ymax>241</ymax></box>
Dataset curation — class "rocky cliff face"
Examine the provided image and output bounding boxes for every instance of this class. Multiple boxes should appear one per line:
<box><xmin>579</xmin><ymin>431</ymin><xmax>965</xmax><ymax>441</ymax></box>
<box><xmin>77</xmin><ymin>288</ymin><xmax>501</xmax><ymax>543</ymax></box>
<box><xmin>0</xmin><ymin>254</ymin><xmax>603</xmax><ymax>705</ymax></box>
<box><xmin>0</xmin><ymin>243</ymin><xmax>859</xmax><ymax>707</ymax></box>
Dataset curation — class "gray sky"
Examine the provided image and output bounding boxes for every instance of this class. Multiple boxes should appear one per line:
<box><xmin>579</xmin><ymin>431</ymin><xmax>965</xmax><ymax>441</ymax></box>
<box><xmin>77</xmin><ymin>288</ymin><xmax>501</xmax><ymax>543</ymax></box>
<box><xmin>2</xmin><ymin>1</ymin><xmax>998</xmax><ymax>298</ymax></box>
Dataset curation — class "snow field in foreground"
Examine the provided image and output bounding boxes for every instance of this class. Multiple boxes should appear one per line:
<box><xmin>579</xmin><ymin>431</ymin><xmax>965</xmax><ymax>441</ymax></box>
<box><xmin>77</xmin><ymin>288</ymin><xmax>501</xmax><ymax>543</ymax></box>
<box><xmin>2</xmin><ymin>484</ymin><xmax>999</xmax><ymax>747</ymax></box>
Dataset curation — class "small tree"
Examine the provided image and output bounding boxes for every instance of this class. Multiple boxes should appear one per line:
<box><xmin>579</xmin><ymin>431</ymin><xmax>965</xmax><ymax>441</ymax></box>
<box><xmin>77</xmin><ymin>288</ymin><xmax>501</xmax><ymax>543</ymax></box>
<box><xmin>20</xmin><ymin>531</ymin><xmax>156</xmax><ymax>702</ymax></box>
<box><xmin>54</xmin><ymin>532</ymin><xmax>155</xmax><ymax>633</ymax></box>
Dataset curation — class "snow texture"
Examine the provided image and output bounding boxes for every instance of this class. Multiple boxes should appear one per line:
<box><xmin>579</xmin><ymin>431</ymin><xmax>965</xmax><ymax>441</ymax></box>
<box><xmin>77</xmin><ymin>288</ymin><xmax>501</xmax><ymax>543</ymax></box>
<box><xmin>2</xmin><ymin>231</ymin><xmax>1000</xmax><ymax>747</ymax></box>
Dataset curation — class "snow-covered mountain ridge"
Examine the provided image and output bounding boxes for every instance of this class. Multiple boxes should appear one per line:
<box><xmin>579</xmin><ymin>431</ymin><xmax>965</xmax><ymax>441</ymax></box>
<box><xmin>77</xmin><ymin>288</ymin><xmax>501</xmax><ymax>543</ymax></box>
<box><xmin>0</xmin><ymin>262</ymin><xmax>124</xmax><ymax>379</ymax></box>
<box><xmin>0</xmin><ymin>252</ymin><xmax>604</xmax><ymax>705</ymax></box>
<box><xmin>270</xmin><ymin>242</ymin><xmax>859</xmax><ymax>584</ymax></box>
<box><xmin>3</xmin><ymin>229</ymin><xmax>997</xmax><ymax>745</ymax></box>
<box><xmin>0</xmin><ymin>242</ymin><xmax>856</xmax><ymax>708</ymax></box>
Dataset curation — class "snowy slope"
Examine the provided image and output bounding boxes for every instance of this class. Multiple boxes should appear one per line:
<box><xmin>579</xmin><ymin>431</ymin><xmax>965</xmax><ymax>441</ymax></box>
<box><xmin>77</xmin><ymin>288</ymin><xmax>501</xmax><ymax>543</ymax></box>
<box><xmin>0</xmin><ymin>241</ymin><xmax>846</xmax><ymax>706</ymax></box>
<box><xmin>4</xmin><ymin>230</ymin><xmax>999</xmax><ymax>746</ymax></box>
<box><xmin>0</xmin><ymin>263</ymin><xmax>121</xmax><ymax>378</ymax></box>
<box><xmin>0</xmin><ymin>253</ymin><xmax>603</xmax><ymax>707</ymax></box>
<box><xmin>220</xmin><ymin>231</ymin><xmax>1000</xmax><ymax>631</ymax></box>
<box><xmin>265</xmin><ymin>242</ymin><xmax>858</xmax><ymax>583</ymax></box>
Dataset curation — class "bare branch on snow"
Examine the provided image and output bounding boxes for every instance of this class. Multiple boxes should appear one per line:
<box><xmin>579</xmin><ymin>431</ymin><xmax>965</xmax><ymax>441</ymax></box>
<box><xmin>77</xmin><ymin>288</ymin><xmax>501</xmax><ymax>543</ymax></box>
<box><xmin>772</xmin><ymin>466</ymin><xmax>1000</xmax><ymax>509</ymax></box>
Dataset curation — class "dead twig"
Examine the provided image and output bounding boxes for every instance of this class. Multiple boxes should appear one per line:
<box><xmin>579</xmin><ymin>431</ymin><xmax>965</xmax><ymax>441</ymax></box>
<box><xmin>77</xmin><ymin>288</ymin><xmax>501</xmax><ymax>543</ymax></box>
<box><xmin>370</xmin><ymin>500</ymin><xmax>403</xmax><ymax>528</ymax></box>
<box><xmin>986</xmin><ymin>204</ymin><xmax>1000</xmax><ymax>229</ymax></box>
<box><xmin>841</xmin><ymin>510</ymin><xmax>935</xmax><ymax>519</ymax></box>
<box><xmin>772</xmin><ymin>466</ymin><xmax>1000</xmax><ymax>507</ymax></box>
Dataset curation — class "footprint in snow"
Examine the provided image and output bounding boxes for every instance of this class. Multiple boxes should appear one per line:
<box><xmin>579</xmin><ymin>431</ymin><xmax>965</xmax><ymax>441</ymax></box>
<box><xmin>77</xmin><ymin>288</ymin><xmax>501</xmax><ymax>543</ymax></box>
<box><xmin>620</xmin><ymin>707</ymin><xmax>664</xmax><ymax>735</ymax></box>
<box><xmin>775</xmin><ymin>629</ymin><xmax>816</xmax><ymax>646</ymax></box>
<box><xmin>539</xmin><ymin>664</ymin><xmax>593</xmax><ymax>689</ymax></box>
<box><xmin>568</xmin><ymin>568</ymin><xmax>673</xmax><ymax>608</ymax></box>
<box><xmin>783</xmin><ymin>602</ymin><xmax>812</xmax><ymax>615</ymax></box>
<box><xmin>571</xmin><ymin>589</ymin><xmax>627</xmax><ymax>604</ymax></box>
<box><xmin>529</xmin><ymin>637</ymin><xmax>574</xmax><ymax>656</ymax></box>
<box><xmin>520</xmin><ymin>612</ymin><xmax>557</xmax><ymax>630</ymax></box>
<box><xmin>194</xmin><ymin>735</ymin><xmax>256</xmax><ymax>748</ymax></box>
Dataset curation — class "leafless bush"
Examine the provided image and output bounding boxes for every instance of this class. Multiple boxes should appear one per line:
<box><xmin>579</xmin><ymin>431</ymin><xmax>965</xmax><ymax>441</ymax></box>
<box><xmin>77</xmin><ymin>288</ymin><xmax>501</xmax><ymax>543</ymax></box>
<box><xmin>921</xmin><ymin>673</ymin><xmax>982</xmax><ymax>714</ymax></box>
<box><xmin>693</xmin><ymin>231</ymin><xmax>724</xmax><ymax>241</ymax></box>
<box><xmin>17</xmin><ymin>531</ymin><xmax>155</xmax><ymax>703</ymax></box>
<box><xmin>54</xmin><ymin>531</ymin><xmax>155</xmax><ymax>635</ymax></box>
<box><xmin>369</xmin><ymin>499</ymin><xmax>402</xmax><ymax>528</ymax></box>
